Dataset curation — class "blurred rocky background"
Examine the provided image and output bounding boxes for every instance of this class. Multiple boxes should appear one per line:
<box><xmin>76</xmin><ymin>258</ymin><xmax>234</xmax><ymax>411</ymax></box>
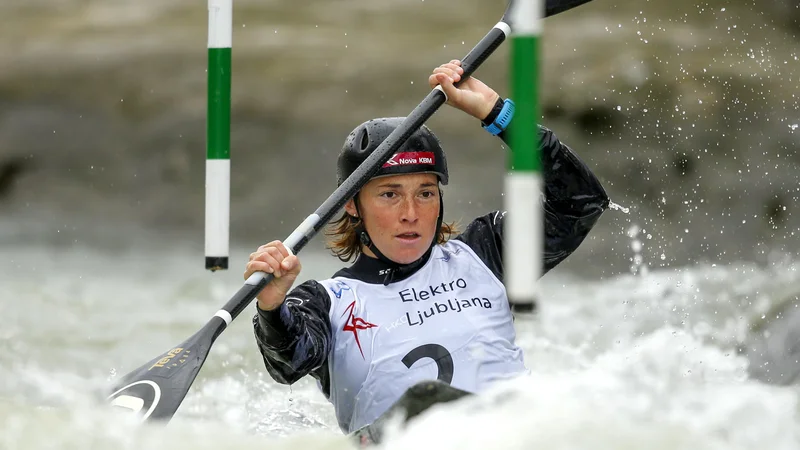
<box><xmin>1</xmin><ymin>0</ymin><xmax>799</xmax><ymax>278</ymax></box>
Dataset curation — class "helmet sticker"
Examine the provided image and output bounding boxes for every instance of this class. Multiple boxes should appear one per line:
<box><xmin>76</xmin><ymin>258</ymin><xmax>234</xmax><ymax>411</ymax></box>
<box><xmin>382</xmin><ymin>152</ymin><xmax>435</xmax><ymax>168</ymax></box>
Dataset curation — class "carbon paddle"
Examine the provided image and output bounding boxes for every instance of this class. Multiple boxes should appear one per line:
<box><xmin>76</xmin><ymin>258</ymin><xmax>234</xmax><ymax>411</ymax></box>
<box><xmin>107</xmin><ymin>0</ymin><xmax>595</xmax><ymax>423</ymax></box>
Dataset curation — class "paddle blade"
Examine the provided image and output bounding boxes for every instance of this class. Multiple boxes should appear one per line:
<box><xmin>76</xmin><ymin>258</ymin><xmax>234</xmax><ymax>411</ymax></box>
<box><xmin>107</xmin><ymin>320</ymin><xmax>221</xmax><ymax>423</ymax></box>
<box><xmin>545</xmin><ymin>0</ymin><xmax>595</xmax><ymax>17</ymax></box>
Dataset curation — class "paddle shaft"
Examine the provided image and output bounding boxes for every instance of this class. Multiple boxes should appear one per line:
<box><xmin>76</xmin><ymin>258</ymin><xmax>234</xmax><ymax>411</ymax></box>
<box><xmin>209</xmin><ymin>8</ymin><xmax>514</xmax><ymax>332</ymax></box>
<box><xmin>201</xmin><ymin>0</ymin><xmax>603</xmax><ymax>339</ymax></box>
<box><xmin>209</xmin><ymin>0</ymin><xmax>601</xmax><ymax>325</ymax></box>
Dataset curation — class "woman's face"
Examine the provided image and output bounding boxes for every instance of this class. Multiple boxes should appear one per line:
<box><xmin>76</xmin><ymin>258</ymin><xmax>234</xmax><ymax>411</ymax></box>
<box><xmin>345</xmin><ymin>173</ymin><xmax>440</xmax><ymax>265</ymax></box>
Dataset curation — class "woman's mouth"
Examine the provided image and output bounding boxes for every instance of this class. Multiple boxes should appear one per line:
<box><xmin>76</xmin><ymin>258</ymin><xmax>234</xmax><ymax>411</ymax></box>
<box><xmin>395</xmin><ymin>232</ymin><xmax>421</xmax><ymax>243</ymax></box>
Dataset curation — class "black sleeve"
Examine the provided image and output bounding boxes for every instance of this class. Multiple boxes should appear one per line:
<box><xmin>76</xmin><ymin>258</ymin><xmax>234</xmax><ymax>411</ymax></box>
<box><xmin>252</xmin><ymin>279</ymin><xmax>333</xmax><ymax>396</ymax></box>
<box><xmin>456</xmin><ymin>122</ymin><xmax>609</xmax><ymax>280</ymax></box>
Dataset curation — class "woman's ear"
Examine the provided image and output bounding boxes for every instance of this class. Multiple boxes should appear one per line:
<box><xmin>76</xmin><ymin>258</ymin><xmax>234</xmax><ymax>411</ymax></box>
<box><xmin>344</xmin><ymin>198</ymin><xmax>358</xmax><ymax>218</ymax></box>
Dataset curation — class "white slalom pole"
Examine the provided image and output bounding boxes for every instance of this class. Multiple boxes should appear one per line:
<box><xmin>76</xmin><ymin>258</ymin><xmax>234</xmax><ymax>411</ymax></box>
<box><xmin>205</xmin><ymin>0</ymin><xmax>232</xmax><ymax>271</ymax></box>
<box><xmin>506</xmin><ymin>0</ymin><xmax>543</xmax><ymax>311</ymax></box>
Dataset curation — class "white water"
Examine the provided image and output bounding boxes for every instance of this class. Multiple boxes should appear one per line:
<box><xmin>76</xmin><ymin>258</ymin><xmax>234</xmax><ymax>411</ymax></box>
<box><xmin>2</xmin><ymin>227</ymin><xmax>800</xmax><ymax>449</ymax></box>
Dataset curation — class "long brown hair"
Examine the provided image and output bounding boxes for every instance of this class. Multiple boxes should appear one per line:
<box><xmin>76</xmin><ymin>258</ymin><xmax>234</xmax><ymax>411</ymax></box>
<box><xmin>324</xmin><ymin>198</ymin><xmax>459</xmax><ymax>263</ymax></box>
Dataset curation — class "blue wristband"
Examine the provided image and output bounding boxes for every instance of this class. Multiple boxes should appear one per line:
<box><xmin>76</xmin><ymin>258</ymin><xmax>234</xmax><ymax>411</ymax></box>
<box><xmin>483</xmin><ymin>99</ymin><xmax>515</xmax><ymax>136</ymax></box>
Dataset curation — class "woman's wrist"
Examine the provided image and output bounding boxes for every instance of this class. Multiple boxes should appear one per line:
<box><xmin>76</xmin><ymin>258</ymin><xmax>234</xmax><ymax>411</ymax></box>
<box><xmin>481</xmin><ymin>96</ymin><xmax>505</xmax><ymax>125</ymax></box>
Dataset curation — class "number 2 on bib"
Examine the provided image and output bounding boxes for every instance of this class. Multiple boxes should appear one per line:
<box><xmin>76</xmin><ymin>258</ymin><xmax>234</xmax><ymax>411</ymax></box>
<box><xmin>401</xmin><ymin>344</ymin><xmax>454</xmax><ymax>384</ymax></box>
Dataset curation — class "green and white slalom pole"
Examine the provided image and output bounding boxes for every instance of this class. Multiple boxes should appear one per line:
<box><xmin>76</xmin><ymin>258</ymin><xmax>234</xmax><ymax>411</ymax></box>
<box><xmin>205</xmin><ymin>0</ymin><xmax>232</xmax><ymax>272</ymax></box>
<box><xmin>506</xmin><ymin>0</ymin><xmax>542</xmax><ymax>312</ymax></box>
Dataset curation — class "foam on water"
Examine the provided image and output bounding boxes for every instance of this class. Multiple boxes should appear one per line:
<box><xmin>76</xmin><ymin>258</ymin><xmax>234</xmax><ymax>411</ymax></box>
<box><xmin>2</xmin><ymin>242</ymin><xmax>800</xmax><ymax>449</ymax></box>
<box><xmin>383</xmin><ymin>329</ymin><xmax>798</xmax><ymax>450</ymax></box>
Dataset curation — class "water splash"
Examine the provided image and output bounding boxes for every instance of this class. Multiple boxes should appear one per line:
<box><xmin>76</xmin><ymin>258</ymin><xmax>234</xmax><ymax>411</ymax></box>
<box><xmin>609</xmin><ymin>201</ymin><xmax>631</xmax><ymax>214</ymax></box>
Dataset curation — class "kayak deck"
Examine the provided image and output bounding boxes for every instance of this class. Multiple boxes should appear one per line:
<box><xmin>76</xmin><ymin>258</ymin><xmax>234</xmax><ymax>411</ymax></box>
<box><xmin>349</xmin><ymin>380</ymin><xmax>472</xmax><ymax>446</ymax></box>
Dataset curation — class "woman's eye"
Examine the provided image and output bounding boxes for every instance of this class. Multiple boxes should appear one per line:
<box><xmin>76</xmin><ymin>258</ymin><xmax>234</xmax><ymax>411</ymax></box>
<box><xmin>381</xmin><ymin>192</ymin><xmax>396</xmax><ymax>198</ymax></box>
<box><xmin>421</xmin><ymin>191</ymin><xmax>434</xmax><ymax>198</ymax></box>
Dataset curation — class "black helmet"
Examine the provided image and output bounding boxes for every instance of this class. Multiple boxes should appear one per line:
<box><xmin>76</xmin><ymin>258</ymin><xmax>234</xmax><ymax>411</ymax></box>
<box><xmin>337</xmin><ymin>117</ymin><xmax>448</xmax><ymax>186</ymax></box>
<box><xmin>337</xmin><ymin>117</ymin><xmax>448</xmax><ymax>279</ymax></box>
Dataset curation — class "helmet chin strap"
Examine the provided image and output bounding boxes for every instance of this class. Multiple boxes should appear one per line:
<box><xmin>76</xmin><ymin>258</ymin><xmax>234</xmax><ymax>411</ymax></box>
<box><xmin>352</xmin><ymin>193</ymin><xmax>444</xmax><ymax>285</ymax></box>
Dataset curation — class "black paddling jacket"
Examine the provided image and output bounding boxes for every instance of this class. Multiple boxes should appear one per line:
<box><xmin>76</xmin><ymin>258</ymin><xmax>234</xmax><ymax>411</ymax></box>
<box><xmin>252</xmin><ymin>121</ymin><xmax>609</xmax><ymax>402</ymax></box>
